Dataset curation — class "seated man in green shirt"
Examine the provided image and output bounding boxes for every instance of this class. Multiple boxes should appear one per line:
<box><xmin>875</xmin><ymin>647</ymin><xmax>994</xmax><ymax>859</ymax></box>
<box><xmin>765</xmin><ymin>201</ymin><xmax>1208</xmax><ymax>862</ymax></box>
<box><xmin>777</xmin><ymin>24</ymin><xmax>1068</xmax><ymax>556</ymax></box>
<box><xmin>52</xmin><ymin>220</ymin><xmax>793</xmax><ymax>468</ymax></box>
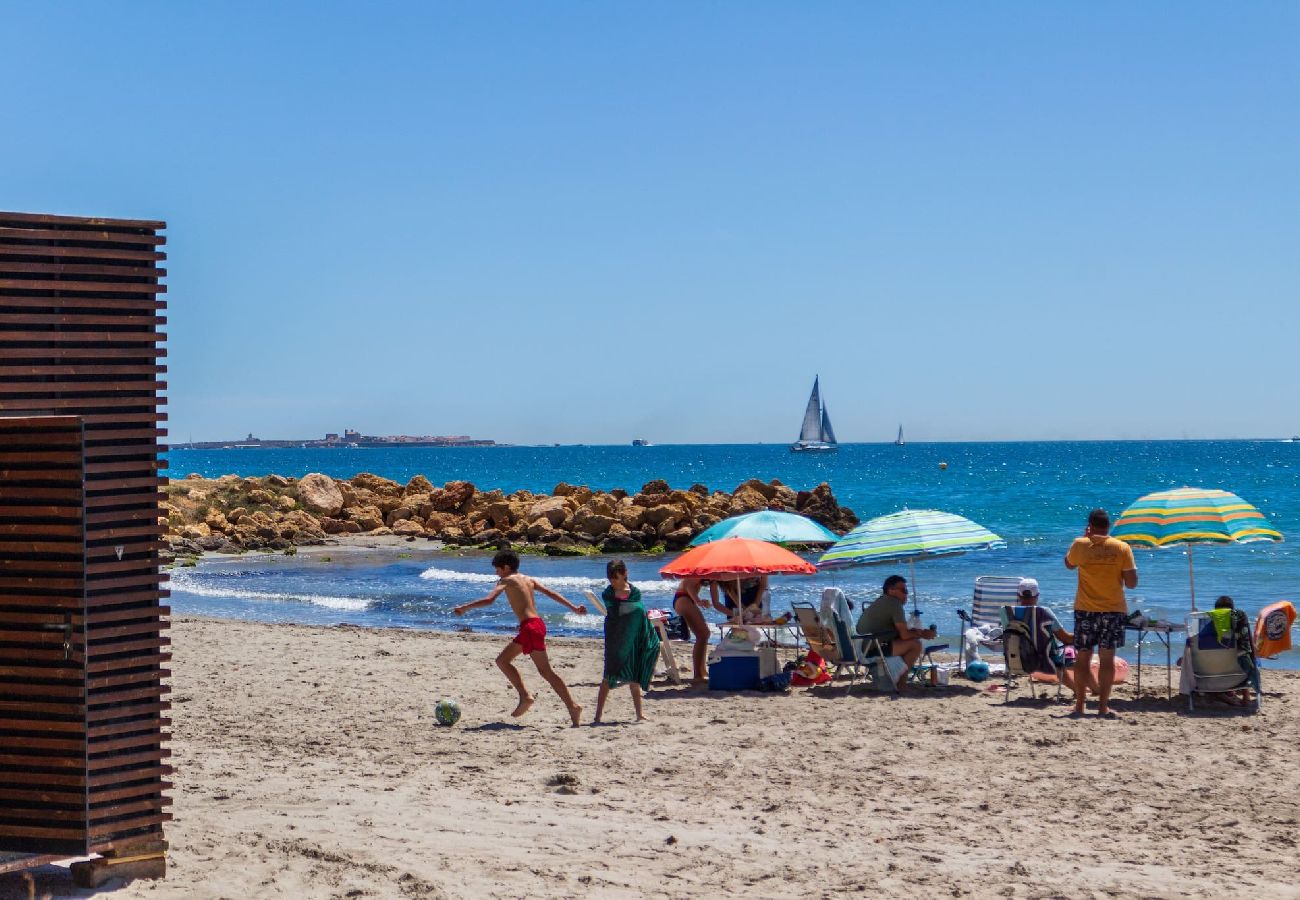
<box><xmin>856</xmin><ymin>575</ymin><xmax>937</xmax><ymax>691</ymax></box>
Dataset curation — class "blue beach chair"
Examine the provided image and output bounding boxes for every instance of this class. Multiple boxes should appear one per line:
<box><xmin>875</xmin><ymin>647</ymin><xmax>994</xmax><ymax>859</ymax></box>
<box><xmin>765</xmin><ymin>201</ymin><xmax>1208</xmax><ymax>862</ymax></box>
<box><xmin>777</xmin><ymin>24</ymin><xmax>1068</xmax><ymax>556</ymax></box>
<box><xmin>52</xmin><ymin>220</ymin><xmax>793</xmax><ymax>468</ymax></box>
<box><xmin>824</xmin><ymin>588</ymin><xmax>898</xmax><ymax>694</ymax></box>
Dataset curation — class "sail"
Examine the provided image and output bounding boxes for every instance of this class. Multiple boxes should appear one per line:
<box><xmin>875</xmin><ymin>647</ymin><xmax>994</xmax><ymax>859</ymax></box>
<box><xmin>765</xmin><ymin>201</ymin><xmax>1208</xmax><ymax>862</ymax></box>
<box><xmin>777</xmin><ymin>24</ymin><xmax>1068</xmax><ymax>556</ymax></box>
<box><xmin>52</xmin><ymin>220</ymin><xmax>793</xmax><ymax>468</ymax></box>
<box><xmin>799</xmin><ymin>378</ymin><xmax>823</xmax><ymax>442</ymax></box>
<box><xmin>820</xmin><ymin>405</ymin><xmax>837</xmax><ymax>444</ymax></box>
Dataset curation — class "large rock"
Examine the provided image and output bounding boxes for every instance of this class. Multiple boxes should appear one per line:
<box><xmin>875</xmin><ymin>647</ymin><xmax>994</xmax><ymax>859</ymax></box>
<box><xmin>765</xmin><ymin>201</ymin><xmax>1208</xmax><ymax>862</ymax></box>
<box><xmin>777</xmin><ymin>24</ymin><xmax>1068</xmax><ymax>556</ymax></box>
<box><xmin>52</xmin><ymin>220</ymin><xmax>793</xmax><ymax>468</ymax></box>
<box><xmin>600</xmin><ymin>524</ymin><xmax>642</xmax><ymax>553</ymax></box>
<box><xmin>429</xmin><ymin>480</ymin><xmax>476</xmax><ymax>513</ymax></box>
<box><xmin>392</xmin><ymin>519</ymin><xmax>425</xmax><ymax>536</ymax></box>
<box><xmin>351</xmin><ymin>473</ymin><xmax>403</xmax><ymax>498</ymax></box>
<box><xmin>795</xmin><ymin>482</ymin><xmax>858</xmax><ymax>531</ymax></box>
<box><xmin>350</xmin><ymin>505</ymin><xmax>385</xmax><ymax>531</ymax></box>
<box><xmin>529</xmin><ymin>496</ymin><xmax>568</xmax><ymax>527</ymax></box>
<box><xmin>386</xmin><ymin>506</ymin><xmax>415</xmax><ymax>526</ymax></box>
<box><xmin>486</xmin><ymin>501</ymin><xmax>514</xmax><ymax>529</ymax></box>
<box><xmin>662</xmin><ymin>526</ymin><xmax>694</xmax><ymax>550</ymax></box>
<box><xmin>405</xmin><ymin>475</ymin><xmax>434</xmax><ymax>496</ymax></box>
<box><xmin>297</xmin><ymin>473</ymin><xmax>344</xmax><ymax>516</ymax></box>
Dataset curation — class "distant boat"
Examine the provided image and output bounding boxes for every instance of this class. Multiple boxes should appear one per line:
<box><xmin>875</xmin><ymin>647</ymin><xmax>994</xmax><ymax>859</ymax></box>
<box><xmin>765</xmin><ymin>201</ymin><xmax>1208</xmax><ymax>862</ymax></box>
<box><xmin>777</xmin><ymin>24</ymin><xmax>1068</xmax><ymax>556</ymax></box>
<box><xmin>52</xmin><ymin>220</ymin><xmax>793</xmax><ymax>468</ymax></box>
<box><xmin>894</xmin><ymin>425</ymin><xmax>904</xmax><ymax>446</ymax></box>
<box><xmin>631</xmin><ymin>439</ymin><xmax>652</xmax><ymax>447</ymax></box>
<box><xmin>791</xmin><ymin>376</ymin><xmax>838</xmax><ymax>452</ymax></box>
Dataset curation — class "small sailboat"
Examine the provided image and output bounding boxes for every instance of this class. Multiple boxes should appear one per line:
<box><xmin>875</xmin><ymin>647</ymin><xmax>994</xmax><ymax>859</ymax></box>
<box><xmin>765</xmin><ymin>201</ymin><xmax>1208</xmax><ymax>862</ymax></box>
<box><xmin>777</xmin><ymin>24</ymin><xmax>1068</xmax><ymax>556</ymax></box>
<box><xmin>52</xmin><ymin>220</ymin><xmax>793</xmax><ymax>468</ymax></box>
<box><xmin>791</xmin><ymin>376</ymin><xmax>838</xmax><ymax>452</ymax></box>
<box><xmin>894</xmin><ymin>425</ymin><xmax>904</xmax><ymax>446</ymax></box>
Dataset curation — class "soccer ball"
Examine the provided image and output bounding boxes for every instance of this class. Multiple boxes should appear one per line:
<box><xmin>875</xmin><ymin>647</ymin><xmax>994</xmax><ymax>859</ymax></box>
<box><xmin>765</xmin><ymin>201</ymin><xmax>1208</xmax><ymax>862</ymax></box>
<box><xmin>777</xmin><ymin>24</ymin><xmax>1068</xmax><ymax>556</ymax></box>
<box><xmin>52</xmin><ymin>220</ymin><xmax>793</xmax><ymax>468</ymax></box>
<box><xmin>965</xmin><ymin>660</ymin><xmax>991</xmax><ymax>682</ymax></box>
<box><xmin>434</xmin><ymin>698</ymin><xmax>461</xmax><ymax>726</ymax></box>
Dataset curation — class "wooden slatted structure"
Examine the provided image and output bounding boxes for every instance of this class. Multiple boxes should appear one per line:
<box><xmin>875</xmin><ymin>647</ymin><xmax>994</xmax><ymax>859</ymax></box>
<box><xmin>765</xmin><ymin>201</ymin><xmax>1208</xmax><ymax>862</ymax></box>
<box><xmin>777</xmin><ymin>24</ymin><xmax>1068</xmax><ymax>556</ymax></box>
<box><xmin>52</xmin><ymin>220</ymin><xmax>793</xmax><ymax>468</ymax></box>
<box><xmin>0</xmin><ymin>211</ymin><xmax>169</xmax><ymax>863</ymax></box>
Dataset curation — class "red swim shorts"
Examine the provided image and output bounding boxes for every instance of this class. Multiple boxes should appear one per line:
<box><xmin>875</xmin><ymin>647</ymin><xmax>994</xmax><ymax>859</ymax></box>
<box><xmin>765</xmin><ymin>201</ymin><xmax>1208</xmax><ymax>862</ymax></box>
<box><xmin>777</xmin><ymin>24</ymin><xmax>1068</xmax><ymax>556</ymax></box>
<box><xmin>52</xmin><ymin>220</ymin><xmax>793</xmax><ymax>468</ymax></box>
<box><xmin>512</xmin><ymin>617</ymin><xmax>547</xmax><ymax>654</ymax></box>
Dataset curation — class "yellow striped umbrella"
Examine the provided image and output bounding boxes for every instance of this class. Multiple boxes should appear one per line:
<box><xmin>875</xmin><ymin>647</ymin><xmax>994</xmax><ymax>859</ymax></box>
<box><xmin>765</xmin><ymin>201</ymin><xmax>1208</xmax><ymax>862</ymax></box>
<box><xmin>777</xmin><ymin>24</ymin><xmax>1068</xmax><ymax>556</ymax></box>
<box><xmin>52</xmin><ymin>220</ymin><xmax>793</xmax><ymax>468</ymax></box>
<box><xmin>1112</xmin><ymin>486</ymin><xmax>1282</xmax><ymax>610</ymax></box>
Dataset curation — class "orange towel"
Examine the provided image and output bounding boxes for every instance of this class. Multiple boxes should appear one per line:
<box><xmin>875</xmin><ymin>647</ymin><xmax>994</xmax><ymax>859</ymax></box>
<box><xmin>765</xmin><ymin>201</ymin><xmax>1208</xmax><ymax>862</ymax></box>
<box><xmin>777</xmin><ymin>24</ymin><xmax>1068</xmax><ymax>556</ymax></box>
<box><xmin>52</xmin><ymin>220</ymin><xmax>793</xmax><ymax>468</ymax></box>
<box><xmin>1255</xmin><ymin>601</ymin><xmax>1296</xmax><ymax>658</ymax></box>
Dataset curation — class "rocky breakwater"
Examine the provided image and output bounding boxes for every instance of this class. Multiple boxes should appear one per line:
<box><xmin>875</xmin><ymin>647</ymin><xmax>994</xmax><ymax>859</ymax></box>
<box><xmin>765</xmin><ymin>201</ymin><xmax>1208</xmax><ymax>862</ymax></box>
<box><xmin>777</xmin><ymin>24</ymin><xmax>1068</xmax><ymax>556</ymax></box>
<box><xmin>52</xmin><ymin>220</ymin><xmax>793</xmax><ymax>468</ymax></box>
<box><xmin>164</xmin><ymin>473</ymin><xmax>859</xmax><ymax>556</ymax></box>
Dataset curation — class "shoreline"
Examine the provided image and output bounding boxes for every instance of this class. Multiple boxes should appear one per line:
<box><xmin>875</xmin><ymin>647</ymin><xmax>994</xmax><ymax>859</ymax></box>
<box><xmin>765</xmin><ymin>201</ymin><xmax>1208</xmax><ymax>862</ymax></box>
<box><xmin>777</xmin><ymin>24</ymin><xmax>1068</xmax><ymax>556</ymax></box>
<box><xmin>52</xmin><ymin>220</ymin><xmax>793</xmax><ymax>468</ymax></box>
<box><xmin>10</xmin><ymin>616</ymin><xmax>1297</xmax><ymax>899</ymax></box>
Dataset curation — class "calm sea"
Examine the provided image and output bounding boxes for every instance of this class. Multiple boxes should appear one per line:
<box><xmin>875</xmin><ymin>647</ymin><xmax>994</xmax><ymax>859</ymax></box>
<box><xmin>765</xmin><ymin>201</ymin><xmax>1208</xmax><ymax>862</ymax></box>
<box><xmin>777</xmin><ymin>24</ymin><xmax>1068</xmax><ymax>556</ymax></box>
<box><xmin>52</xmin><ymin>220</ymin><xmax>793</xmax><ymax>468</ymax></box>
<box><xmin>167</xmin><ymin>441</ymin><xmax>1300</xmax><ymax>667</ymax></box>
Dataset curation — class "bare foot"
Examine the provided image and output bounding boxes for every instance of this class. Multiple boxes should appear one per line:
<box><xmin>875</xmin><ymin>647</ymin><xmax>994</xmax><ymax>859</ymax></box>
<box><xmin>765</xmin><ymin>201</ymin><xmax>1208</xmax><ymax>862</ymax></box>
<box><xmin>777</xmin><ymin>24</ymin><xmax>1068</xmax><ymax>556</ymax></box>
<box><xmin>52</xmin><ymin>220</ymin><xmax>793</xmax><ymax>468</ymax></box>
<box><xmin>511</xmin><ymin>695</ymin><xmax>535</xmax><ymax>718</ymax></box>
<box><xmin>568</xmin><ymin>704</ymin><xmax>583</xmax><ymax>727</ymax></box>
<box><xmin>635</xmin><ymin>715</ymin><xmax>649</xmax><ymax>723</ymax></box>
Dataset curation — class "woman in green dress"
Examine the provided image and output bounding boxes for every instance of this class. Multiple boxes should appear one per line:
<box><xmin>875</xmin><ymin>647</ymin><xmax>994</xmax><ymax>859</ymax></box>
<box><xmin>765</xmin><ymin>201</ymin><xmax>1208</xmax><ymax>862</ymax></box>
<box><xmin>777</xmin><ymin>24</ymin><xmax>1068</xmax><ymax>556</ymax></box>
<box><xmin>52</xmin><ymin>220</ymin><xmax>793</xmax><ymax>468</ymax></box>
<box><xmin>592</xmin><ymin>559</ymin><xmax>661</xmax><ymax>723</ymax></box>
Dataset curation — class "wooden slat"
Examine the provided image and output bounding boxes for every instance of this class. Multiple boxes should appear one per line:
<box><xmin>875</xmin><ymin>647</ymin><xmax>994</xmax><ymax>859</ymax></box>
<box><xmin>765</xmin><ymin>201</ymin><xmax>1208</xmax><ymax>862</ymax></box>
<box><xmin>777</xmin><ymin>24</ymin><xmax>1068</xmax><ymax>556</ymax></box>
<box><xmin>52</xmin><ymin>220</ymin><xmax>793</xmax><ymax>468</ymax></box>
<box><xmin>0</xmin><ymin>244</ymin><xmax>164</xmax><ymax>262</ymax></box>
<box><xmin>0</xmin><ymin>211</ymin><xmax>165</xmax><ymax>230</ymax></box>
<box><xmin>0</xmin><ymin>331</ymin><xmax>164</xmax><ymax>344</ymax></box>
<box><xmin>0</xmin><ymin>279</ymin><xmax>165</xmax><ymax>294</ymax></box>
<box><xmin>0</xmin><ymin>226</ymin><xmax>164</xmax><ymax>246</ymax></box>
<box><xmin>0</xmin><ymin>261</ymin><xmax>164</xmax><ymax>279</ymax></box>
<box><xmin>0</xmin><ymin>365</ymin><xmax>166</xmax><ymax>378</ymax></box>
<box><xmin>0</xmin><ymin>347</ymin><xmax>164</xmax><ymax>360</ymax></box>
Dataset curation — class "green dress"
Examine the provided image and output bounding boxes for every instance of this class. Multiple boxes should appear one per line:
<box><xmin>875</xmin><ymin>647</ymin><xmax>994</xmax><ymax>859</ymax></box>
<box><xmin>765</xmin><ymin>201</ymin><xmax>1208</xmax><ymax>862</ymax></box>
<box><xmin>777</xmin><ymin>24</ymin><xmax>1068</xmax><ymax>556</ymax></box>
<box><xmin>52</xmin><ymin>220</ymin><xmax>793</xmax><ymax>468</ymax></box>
<box><xmin>602</xmin><ymin>585</ymin><xmax>661</xmax><ymax>689</ymax></box>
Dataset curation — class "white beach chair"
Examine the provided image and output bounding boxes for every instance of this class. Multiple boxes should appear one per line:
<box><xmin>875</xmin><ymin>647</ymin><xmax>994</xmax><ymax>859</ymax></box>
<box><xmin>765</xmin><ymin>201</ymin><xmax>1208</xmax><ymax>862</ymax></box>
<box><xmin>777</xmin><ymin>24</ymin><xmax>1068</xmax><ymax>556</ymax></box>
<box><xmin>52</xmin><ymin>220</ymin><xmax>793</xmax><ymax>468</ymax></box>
<box><xmin>957</xmin><ymin>576</ymin><xmax>1021</xmax><ymax>670</ymax></box>
<box><xmin>1182</xmin><ymin>610</ymin><xmax>1260</xmax><ymax>713</ymax></box>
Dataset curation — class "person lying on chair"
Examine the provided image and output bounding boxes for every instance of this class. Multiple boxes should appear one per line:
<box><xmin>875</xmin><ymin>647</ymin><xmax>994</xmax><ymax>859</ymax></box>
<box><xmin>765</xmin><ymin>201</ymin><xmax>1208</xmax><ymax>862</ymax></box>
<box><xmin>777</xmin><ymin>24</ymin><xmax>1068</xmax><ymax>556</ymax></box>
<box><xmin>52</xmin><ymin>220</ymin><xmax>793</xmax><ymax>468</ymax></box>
<box><xmin>856</xmin><ymin>575</ymin><xmax>936</xmax><ymax>691</ymax></box>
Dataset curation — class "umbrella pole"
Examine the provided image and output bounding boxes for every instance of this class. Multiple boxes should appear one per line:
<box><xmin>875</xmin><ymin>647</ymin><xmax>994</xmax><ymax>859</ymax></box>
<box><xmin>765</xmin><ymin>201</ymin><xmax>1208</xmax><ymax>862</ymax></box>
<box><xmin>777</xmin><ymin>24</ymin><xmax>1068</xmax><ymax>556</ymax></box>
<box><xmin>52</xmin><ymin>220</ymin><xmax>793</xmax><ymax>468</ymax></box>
<box><xmin>735</xmin><ymin>576</ymin><xmax>742</xmax><ymax>625</ymax></box>
<box><xmin>908</xmin><ymin>558</ymin><xmax>920</xmax><ymax>619</ymax></box>
<box><xmin>1187</xmin><ymin>545</ymin><xmax>1197</xmax><ymax>612</ymax></box>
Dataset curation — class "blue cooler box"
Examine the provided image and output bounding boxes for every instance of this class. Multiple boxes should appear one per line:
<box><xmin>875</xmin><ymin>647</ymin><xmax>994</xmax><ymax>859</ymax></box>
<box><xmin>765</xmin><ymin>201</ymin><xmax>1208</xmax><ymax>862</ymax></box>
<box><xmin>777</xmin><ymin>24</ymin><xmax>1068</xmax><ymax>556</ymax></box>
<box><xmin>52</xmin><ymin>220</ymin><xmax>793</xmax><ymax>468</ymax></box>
<box><xmin>708</xmin><ymin>655</ymin><xmax>761</xmax><ymax>691</ymax></box>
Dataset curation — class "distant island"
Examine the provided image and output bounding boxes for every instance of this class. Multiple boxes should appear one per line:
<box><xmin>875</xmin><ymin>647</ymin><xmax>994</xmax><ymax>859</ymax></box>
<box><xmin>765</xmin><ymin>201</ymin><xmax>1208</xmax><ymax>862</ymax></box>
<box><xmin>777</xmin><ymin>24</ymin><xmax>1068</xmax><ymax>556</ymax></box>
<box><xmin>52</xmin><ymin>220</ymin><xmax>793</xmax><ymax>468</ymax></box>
<box><xmin>171</xmin><ymin>429</ymin><xmax>497</xmax><ymax>450</ymax></box>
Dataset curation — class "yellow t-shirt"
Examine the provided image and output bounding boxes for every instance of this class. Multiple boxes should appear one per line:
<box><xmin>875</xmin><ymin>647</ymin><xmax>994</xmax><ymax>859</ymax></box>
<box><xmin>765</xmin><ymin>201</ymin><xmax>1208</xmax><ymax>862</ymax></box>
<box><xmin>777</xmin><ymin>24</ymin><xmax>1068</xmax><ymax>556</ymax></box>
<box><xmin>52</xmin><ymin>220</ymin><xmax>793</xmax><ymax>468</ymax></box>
<box><xmin>1067</xmin><ymin>535</ymin><xmax>1136</xmax><ymax>613</ymax></box>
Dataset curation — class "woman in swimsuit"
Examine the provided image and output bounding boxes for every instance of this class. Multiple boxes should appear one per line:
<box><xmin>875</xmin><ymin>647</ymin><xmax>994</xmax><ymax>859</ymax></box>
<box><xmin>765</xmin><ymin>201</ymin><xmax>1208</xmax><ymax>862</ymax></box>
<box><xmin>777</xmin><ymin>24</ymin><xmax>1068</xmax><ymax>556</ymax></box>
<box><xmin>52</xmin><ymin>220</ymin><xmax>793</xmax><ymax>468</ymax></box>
<box><xmin>716</xmin><ymin>575</ymin><xmax>770</xmax><ymax>623</ymax></box>
<box><xmin>671</xmin><ymin>577</ymin><xmax>713</xmax><ymax>684</ymax></box>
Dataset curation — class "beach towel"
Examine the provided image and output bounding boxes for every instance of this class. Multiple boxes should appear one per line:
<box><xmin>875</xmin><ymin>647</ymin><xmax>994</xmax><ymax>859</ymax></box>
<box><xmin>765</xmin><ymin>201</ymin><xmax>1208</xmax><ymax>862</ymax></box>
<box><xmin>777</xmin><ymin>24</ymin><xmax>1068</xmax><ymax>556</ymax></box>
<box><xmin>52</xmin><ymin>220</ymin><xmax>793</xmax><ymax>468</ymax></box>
<box><xmin>601</xmin><ymin>585</ymin><xmax>661</xmax><ymax>689</ymax></box>
<box><xmin>1255</xmin><ymin>602</ymin><xmax>1295</xmax><ymax>658</ymax></box>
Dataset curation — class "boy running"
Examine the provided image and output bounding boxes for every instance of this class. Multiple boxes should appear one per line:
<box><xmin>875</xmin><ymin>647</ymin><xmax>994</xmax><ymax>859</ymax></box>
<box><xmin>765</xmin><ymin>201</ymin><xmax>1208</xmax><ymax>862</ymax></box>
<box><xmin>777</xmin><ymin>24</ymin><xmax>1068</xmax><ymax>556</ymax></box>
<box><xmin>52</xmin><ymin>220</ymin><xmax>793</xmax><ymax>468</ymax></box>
<box><xmin>453</xmin><ymin>550</ymin><xmax>586</xmax><ymax>726</ymax></box>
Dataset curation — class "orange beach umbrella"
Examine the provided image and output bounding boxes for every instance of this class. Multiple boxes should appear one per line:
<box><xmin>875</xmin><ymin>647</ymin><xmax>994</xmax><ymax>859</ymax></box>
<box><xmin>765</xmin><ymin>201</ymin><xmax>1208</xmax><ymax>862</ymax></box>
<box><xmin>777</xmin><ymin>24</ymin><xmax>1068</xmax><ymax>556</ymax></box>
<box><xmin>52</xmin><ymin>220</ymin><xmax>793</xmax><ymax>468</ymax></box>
<box><xmin>660</xmin><ymin>537</ymin><xmax>817</xmax><ymax>579</ymax></box>
<box><xmin>660</xmin><ymin>537</ymin><xmax>816</xmax><ymax>624</ymax></box>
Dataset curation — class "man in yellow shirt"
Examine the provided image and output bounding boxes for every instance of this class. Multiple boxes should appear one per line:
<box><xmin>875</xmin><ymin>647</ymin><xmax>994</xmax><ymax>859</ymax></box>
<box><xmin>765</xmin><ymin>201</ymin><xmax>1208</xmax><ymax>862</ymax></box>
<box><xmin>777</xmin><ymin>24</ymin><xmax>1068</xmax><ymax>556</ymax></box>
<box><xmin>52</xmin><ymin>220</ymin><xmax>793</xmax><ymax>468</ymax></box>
<box><xmin>1064</xmin><ymin>509</ymin><xmax>1137</xmax><ymax>719</ymax></box>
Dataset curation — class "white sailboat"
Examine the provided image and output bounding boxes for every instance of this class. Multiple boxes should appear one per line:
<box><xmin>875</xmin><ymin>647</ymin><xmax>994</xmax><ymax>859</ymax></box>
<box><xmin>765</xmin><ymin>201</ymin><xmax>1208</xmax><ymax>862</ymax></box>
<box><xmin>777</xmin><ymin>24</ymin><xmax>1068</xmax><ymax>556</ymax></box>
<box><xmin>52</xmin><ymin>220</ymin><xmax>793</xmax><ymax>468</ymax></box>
<box><xmin>791</xmin><ymin>376</ymin><xmax>838</xmax><ymax>452</ymax></box>
<box><xmin>894</xmin><ymin>425</ymin><xmax>904</xmax><ymax>446</ymax></box>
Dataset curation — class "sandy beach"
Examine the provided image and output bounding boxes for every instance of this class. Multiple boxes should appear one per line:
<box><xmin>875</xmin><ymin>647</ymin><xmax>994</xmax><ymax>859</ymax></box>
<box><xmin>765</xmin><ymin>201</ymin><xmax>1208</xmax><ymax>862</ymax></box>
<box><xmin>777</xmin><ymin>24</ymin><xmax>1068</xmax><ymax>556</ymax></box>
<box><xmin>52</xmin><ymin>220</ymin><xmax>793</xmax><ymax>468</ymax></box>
<box><xmin>7</xmin><ymin>616</ymin><xmax>1298</xmax><ymax>900</ymax></box>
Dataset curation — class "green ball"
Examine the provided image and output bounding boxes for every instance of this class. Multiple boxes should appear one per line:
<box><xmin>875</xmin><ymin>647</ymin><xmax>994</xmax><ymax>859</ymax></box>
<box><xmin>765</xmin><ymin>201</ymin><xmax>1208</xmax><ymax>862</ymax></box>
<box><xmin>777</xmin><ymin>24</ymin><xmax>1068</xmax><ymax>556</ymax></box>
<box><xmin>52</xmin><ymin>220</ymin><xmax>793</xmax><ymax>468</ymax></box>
<box><xmin>434</xmin><ymin>698</ymin><xmax>461</xmax><ymax>726</ymax></box>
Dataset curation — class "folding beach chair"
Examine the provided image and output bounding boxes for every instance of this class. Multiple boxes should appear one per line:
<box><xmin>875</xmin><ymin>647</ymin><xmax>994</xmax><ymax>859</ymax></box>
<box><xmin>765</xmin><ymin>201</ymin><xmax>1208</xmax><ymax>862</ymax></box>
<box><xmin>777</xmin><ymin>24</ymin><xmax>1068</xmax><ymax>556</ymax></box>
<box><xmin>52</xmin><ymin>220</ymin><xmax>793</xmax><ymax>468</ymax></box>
<box><xmin>1182</xmin><ymin>610</ymin><xmax>1261</xmax><ymax>713</ymax></box>
<box><xmin>1000</xmin><ymin>605</ymin><xmax>1064</xmax><ymax>703</ymax></box>
<box><xmin>792</xmin><ymin>601</ymin><xmax>840</xmax><ymax>666</ymax></box>
<box><xmin>823</xmin><ymin>588</ymin><xmax>899</xmax><ymax>694</ymax></box>
<box><xmin>957</xmin><ymin>576</ymin><xmax>1022</xmax><ymax>670</ymax></box>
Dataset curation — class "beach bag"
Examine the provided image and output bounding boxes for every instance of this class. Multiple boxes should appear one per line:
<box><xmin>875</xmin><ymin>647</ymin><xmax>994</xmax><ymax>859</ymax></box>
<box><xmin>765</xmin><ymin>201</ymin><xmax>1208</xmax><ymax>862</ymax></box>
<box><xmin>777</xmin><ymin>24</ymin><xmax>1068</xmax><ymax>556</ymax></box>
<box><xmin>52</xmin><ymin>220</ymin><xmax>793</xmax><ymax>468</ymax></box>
<box><xmin>789</xmin><ymin>651</ymin><xmax>831</xmax><ymax>686</ymax></box>
<box><xmin>758</xmin><ymin>672</ymin><xmax>792</xmax><ymax>692</ymax></box>
<box><xmin>1003</xmin><ymin>622</ymin><xmax>1043</xmax><ymax>675</ymax></box>
<box><xmin>870</xmin><ymin>655</ymin><xmax>908</xmax><ymax>690</ymax></box>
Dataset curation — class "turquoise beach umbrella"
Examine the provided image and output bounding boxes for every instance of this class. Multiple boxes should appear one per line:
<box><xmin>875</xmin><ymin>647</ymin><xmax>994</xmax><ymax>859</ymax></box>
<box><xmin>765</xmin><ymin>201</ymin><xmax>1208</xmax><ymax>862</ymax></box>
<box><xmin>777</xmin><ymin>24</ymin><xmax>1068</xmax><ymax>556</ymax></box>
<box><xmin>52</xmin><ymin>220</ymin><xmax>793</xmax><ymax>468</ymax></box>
<box><xmin>690</xmin><ymin>510</ymin><xmax>840</xmax><ymax>547</ymax></box>
<box><xmin>817</xmin><ymin>509</ymin><xmax>1007</xmax><ymax>614</ymax></box>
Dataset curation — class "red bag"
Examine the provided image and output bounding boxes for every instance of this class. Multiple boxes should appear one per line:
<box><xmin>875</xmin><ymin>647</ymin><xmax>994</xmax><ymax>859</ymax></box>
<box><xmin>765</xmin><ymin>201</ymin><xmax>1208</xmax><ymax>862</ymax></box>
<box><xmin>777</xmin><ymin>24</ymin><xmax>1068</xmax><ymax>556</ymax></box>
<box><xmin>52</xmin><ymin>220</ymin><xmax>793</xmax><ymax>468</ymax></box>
<box><xmin>791</xmin><ymin>649</ymin><xmax>832</xmax><ymax>686</ymax></box>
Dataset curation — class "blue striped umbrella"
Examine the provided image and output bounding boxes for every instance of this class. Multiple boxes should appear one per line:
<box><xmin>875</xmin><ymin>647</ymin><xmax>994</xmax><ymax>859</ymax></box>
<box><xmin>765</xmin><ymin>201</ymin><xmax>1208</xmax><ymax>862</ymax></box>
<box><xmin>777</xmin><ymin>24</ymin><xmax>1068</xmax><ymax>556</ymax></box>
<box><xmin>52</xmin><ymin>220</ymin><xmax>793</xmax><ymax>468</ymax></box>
<box><xmin>1112</xmin><ymin>486</ymin><xmax>1283</xmax><ymax>610</ymax></box>
<box><xmin>817</xmin><ymin>509</ymin><xmax>1006</xmax><ymax>614</ymax></box>
<box><xmin>690</xmin><ymin>510</ymin><xmax>839</xmax><ymax>546</ymax></box>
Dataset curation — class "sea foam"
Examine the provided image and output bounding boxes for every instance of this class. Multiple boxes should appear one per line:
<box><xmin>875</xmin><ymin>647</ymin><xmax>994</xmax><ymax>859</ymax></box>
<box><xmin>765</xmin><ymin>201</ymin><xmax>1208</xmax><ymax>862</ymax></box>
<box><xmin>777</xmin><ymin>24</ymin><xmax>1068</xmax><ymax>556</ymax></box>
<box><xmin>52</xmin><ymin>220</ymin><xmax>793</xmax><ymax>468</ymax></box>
<box><xmin>418</xmin><ymin>566</ymin><xmax>672</xmax><ymax>594</ymax></box>
<box><xmin>170</xmin><ymin>571</ymin><xmax>372</xmax><ymax>612</ymax></box>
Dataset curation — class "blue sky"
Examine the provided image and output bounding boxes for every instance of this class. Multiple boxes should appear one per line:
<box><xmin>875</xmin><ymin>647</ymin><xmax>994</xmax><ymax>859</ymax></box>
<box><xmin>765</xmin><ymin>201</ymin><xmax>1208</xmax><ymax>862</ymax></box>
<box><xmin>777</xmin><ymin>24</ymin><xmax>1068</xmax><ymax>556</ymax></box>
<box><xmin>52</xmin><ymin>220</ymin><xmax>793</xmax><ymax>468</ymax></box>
<box><xmin>4</xmin><ymin>3</ymin><xmax>1297</xmax><ymax>444</ymax></box>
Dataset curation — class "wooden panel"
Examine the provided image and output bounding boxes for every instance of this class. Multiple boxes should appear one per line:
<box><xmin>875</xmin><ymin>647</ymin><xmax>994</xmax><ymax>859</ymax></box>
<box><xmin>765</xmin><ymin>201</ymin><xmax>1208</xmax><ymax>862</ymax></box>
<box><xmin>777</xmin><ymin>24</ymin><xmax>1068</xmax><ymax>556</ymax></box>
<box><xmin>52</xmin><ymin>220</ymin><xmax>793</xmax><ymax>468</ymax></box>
<box><xmin>0</xmin><ymin>417</ymin><xmax>88</xmax><ymax>855</ymax></box>
<box><xmin>0</xmin><ymin>211</ymin><xmax>169</xmax><ymax>857</ymax></box>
